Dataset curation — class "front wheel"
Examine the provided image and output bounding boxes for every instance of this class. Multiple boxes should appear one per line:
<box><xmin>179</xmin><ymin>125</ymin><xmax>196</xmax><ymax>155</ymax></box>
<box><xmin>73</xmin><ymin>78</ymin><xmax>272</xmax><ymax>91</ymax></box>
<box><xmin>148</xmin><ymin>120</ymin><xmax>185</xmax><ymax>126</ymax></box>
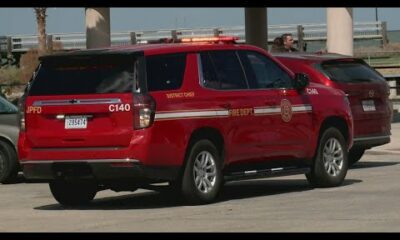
<box><xmin>306</xmin><ymin>127</ymin><xmax>348</xmax><ymax>187</ymax></box>
<box><xmin>181</xmin><ymin>140</ymin><xmax>223</xmax><ymax>204</ymax></box>
<box><xmin>49</xmin><ymin>180</ymin><xmax>97</xmax><ymax>206</ymax></box>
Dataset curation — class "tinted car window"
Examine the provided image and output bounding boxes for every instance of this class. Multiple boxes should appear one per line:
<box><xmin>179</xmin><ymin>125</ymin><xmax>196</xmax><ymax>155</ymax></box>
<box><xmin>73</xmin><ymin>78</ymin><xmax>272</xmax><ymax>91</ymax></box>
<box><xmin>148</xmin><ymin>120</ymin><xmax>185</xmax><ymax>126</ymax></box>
<box><xmin>146</xmin><ymin>53</ymin><xmax>186</xmax><ymax>91</ymax></box>
<box><xmin>239</xmin><ymin>51</ymin><xmax>293</xmax><ymax>89</ymax></box>
<box><xmin>29</xmin><ymin>55</ymin><xmax>137</xmax><ymax>96</ymax></box>
<box><xmin>0</xmin><ymin>97</ymin><xmax>18</xmax><ymax>113</ymax></box>
<box><xmin>317</xmin><ymin>60</ymin><xmax>386</xmax><ymax>83</ymax></box>
<box><xmin>200</xmin><ymin>51</ymin><xmax>248</xmax><ymax>90</ymax></box>
<box><xmin>199</xmin><ymin>53</ymin><xmax>220</xmax><ymax>89</ymax></box>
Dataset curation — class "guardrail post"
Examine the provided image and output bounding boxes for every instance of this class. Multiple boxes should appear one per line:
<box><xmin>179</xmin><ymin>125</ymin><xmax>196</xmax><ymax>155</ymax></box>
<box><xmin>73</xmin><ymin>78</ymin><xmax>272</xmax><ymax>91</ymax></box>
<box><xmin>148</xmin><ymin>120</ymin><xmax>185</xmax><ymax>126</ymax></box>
<box><xmin>171</xmin><ymin>30</ymin><xmax>178</xmax><ymax>42</ymax></box>
<box><xmin>47</xmin><ymin>34</ymin><xmax>53</xmax><ymax>53</ymax></box>
<box><xmin>381</xmin><ymin>21</ymin><xmax>389</xmax><ymax>48</ymax></box>
<box><xmin>6</xmin><ymin>37</ymin><xmax>12</xmax><ymax>55</ymax></box>
<box><xmin>213</xmin><ymin>28</ymin><xmax>220</xmax><ymax>37</ymax></box>
<box><xmin>388</xmin><ymin>80</ymin><xmax>397</xmax><ymax>99</ymax></box>
<box><xmin>130</xmin><ymin>32</ymin><xmax>137</xmax><ymax>45</ymax></box>
<box><xmin>297</xmin><ymin>25</ymin><xmax>305</xmax><ymax>52</ymax></box>
<box><xmin>397</xmin><ymin>80</ymin><xmax>400</xmax><ymax>97</ymax></box>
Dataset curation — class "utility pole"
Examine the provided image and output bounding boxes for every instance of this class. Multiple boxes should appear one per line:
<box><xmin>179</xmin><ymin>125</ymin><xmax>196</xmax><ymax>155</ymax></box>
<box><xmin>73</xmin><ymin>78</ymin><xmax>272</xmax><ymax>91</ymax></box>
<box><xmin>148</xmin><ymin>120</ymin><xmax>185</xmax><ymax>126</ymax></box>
<box><xmin>245</xmin><ymin>8</ymin><xmax>268</xmax><ymax>51</ymax></box>
<box><xmin>375</xmin><ymin>8</ymin><xmax>379</xmax><ymax>36</ymax></box>
<box><xmin>85</xmin><ymin>8</ymin><xmax>111</xmax><ymax>49</ymax></box>
<box><xmin>327</xmin><ymin>8</ymin><xmax>354</xmax><ymax>56</ymax></box>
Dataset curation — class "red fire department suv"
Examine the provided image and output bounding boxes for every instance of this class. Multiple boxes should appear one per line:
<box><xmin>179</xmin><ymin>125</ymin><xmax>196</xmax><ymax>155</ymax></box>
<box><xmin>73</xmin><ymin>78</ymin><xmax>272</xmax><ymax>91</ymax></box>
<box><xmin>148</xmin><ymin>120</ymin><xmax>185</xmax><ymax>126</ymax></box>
<box><xmin>274</xmin><ymin>53</ymin><xmax>392</xmax><ymax>165</ymax></box>
<box><xmin>18</xmin><ymin>37</ymin><xmax>353</xmax><ymax>206</ymax></box>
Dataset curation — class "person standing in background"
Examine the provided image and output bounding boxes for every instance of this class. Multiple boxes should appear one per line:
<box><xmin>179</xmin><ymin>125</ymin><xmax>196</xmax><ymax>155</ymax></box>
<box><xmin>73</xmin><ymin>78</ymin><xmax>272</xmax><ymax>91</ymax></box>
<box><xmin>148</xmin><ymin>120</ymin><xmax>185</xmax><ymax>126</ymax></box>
<box><xmin>270</xmin><ymin>37</ymin><xmax>286</xmax><ymax>53</ymax></box>
<box><xmin>281</xmin><ymin>33</ymin><xmax>298</xmax><ymax>52</ymax></box>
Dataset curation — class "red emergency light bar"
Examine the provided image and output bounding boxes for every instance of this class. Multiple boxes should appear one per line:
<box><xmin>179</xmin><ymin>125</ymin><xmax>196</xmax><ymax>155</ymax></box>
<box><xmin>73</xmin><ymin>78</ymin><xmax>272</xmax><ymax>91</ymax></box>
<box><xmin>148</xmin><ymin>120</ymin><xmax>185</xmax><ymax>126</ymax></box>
<box><xmin>180</xmin><ymin>36</ymin><xmax>239</xmax><ymax>43</ymax></box>
<box><xmin>147</xmin><ymin>36</ymin><xmax>239</xmax><ymax>44</ymax></box>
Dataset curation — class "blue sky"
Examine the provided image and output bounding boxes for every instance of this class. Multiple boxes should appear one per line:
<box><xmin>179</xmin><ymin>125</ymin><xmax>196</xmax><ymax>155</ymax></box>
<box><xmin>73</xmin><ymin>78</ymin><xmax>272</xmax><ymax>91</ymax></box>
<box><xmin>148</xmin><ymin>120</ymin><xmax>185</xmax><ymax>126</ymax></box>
<box><xmin>0</xmin><ymin>8</ymin><xmax>398</xmax><ymax>36</ymax></box>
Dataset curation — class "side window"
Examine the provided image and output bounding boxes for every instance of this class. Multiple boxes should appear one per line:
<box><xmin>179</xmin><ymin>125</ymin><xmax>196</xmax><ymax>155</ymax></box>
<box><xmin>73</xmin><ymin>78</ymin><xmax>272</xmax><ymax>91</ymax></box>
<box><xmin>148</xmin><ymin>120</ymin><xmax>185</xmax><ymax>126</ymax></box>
<box><xmin>200</xmin><ymin>53</ymin><xmax>220</xmax><ymax>89</ymax></box>
<box><xmin>239</xmin><ymin>51</ymin><xmax>293</xmax><ymax>89</ymax></box>
<box><xmin>200</xmin><ymin>51</ymin><xmax>248</xmax><ymax>90</ymax></box>
<box><xmin>146</xmin><ymin>53</ymin><xmax>186</xmax><ymax>92</ymax></box>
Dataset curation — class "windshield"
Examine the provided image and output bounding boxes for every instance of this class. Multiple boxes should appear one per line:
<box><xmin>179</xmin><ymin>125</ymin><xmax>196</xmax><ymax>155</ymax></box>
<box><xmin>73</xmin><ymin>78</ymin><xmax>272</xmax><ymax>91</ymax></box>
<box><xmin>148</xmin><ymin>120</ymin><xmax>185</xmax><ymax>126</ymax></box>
<box><xmin>28</xmin><ymin>54</ymin><xmax>142</xmax><ymax>96</ymax></box>
<box><xmin>316</xmin><ymin>59</ymin><xmax>385</xmax><ymax>83</ymax></box>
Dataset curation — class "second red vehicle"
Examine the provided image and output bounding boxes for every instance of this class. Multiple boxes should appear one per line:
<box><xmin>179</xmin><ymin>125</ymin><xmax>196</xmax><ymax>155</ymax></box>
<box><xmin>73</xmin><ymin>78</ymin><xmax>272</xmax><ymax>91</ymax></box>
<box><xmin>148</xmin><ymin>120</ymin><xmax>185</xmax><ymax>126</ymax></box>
<box><xmin>274</xmin><ymin>53</ymin><xmax>392</xmax><ymax>165</ymax></box>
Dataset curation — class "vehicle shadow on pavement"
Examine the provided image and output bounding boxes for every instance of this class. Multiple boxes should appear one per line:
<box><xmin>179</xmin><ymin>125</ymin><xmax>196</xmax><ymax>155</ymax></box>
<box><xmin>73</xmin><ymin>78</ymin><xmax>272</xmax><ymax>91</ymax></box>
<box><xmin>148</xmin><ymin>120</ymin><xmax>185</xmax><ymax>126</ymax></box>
<box><xmin>218</xmin><ymin>178</ymin><xmax>361</xmax><ymax>202</ymax></box>
<box><xmin>350</xmin><ymin>161</ymin><xmax>399</xmax><ymax>170</ymax></box>
<box><xmin>34</xmin><ymin>191</ymin><xmax>183</xmax><ymax>210</ymax></box>
<box><xmin>34</xmin><ymin>178</ymin><xmax>361</xmax><ymax>210</ymax></box>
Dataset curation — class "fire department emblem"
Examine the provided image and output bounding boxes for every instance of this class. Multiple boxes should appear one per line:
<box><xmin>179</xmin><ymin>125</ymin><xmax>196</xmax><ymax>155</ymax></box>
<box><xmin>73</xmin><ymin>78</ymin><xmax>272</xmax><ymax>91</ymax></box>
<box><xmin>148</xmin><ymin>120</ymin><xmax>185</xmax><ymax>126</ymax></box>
<box><xmin>369</xmin><ymin>90</ymin><xmax>374</xmax><ymax>98</ymax></box>
<box><xmin>280</xmin><ymin>99</ymin><xmax>292</xmax><ymax>122</ymax></box>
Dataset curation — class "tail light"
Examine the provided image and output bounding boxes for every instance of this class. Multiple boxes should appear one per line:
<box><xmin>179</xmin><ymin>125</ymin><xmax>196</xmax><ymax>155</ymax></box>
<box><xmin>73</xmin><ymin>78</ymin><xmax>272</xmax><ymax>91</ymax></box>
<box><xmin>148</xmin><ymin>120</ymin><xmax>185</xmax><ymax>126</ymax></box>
<box><xmin>18</xmin><ymin>96</ymin><xmax>26</xmax><ymax>131</ymax></box>
<box><xmin>133</xmin><ymin>94</ymin><xmax>156</xmax><ymax>129</ymax></box>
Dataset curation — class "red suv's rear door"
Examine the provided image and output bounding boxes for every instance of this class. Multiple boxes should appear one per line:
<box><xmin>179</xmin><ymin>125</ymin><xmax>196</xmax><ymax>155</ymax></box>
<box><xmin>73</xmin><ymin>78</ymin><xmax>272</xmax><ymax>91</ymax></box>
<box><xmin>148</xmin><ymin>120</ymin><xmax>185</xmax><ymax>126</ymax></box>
<box><xmin>25</xmin><ymin>53</ymin><xmax>141</xmax><ymax>148</ymax></box>
<box><xmin>337</xmin><ymin>81</ymin><xmax>391</xmax><ymax>136</ymax></box>
<box><xmin>25</xmin><ymin>94</ymin><xmax>133</xmax><ymax>148</ymax></box>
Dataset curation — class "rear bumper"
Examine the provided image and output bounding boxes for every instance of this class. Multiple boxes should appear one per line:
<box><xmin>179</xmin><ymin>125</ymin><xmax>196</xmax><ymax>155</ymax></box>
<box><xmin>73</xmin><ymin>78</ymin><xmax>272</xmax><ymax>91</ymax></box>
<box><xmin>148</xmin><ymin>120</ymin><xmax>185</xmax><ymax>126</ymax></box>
<box><xmin>352</xmin><ymin>135</ymin><xmax>391</xmax><ymax>149</ymax></box>
<box><xmin>21</xmin><ymin>159</ymin><xmax>180</xmax><ymax>182</ymax></box>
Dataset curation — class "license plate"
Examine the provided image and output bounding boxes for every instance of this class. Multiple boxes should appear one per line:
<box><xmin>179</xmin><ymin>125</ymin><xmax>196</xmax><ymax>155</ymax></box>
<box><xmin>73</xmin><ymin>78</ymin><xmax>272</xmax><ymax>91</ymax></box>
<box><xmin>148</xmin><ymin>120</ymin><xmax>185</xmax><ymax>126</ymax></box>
<box><xmin>362</xmin><ymin>100</ymin><xmax>376</xmax><ymax>112</ymax></box>
<box><xmin>65</xmin><ymin>116</ymin><xmax>87</xmax><ymax>129</ymax></box>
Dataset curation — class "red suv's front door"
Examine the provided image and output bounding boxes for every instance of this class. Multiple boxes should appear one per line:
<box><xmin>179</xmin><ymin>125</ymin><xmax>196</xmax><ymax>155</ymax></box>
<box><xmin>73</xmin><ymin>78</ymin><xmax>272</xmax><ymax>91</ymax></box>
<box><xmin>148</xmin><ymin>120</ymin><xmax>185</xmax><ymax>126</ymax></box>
<box><xmin>238</xmin><ymin>50</ymin><xmax>314</xmax><ymax>160</ymax></box>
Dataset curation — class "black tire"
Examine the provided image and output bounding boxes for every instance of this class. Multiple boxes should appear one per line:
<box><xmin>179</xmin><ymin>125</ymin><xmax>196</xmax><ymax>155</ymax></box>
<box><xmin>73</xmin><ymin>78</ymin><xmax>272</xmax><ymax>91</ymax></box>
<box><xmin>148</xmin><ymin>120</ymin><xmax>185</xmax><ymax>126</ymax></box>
<box><xmin>49</xmin><ymin>180</ymin><xmax>97</xmax><ymax>206</ymax></box>
<box><xmin>348</xmin><ymin>148</ymin><xmax>365</xmax><ymax>166</ymax></box>
<box><xmin>306</xmin><ymin>127</ymin><xmax>348</xmax><ymax>187</ymax></box>
<box><xmin>181</xmin><ymin>139</ymin><xmax>223</xmax><ymax>204</ymax></box>
<box><xmin>0</xmin><ymin>140</ymin><xmax>19</xmax><ymax>184</ymax></box>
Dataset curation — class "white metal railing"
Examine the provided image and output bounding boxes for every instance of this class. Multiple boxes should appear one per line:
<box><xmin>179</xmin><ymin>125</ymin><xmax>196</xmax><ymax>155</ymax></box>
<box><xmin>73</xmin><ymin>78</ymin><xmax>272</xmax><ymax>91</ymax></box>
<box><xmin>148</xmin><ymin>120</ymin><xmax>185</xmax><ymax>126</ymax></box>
<box><xmin>0</xmin><ymin>21</ymin><xmax>385</xmax><ymax>53</ymax></box>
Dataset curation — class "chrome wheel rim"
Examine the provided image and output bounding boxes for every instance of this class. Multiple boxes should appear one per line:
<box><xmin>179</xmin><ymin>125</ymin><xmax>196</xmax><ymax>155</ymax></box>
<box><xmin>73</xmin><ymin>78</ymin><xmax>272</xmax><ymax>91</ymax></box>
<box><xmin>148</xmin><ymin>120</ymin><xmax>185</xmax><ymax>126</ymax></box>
<box><xmin>193</xmin><ymin>151</ymin><xmax>217</xmax><ymax>193</ymax></box>
<box><xmin>323</xmin><ymin>138</ymin><xmax>344</xmax><ymax>177</ymax></box>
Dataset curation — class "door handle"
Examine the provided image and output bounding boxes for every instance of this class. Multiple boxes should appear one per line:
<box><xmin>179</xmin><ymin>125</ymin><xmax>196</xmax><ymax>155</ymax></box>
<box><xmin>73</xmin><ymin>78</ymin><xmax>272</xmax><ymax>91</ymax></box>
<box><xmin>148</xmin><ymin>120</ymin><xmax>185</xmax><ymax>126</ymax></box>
<box><xmin>220</xmin><ymin>103</ymin><xmax>232</xmax><ymax>109</ymax></box>
<box><xmin>264</xmin><ymin>100</ymin><xmax>277</xmax><ymax>106</ymax></box>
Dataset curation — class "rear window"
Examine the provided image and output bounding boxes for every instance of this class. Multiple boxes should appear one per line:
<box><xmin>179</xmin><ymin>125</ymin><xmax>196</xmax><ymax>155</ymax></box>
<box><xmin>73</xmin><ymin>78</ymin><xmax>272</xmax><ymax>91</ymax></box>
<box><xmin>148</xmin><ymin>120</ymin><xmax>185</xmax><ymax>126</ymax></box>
<box><xmin>316</xmin><ymin>60</ymin><xmax>385</xmax><ymax>83</ymax></box>
<box><xmin>146</xmin><ymin>53</ymin><xmax>186</xmax><ymax>91</ymax></box>
<box><xmin>29</xmin><ymin>54</ymin><xmax>139</xmax><ymax>96</ymax></box>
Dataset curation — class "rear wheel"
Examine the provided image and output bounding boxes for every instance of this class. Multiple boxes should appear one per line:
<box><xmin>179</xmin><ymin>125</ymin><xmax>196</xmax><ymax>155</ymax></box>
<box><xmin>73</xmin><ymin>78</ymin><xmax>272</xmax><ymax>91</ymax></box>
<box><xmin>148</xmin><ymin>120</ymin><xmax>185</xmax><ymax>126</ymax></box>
<box><xmin>181</xmin><ymin>140</ymin><xmax>222</xmax><ymax>204</ymax></box>
<box><xmin>348</xmin><ymin>148</ymin><xmax>365</xmax><ymax>166</ymax></box>
<box><xmin>0</xmin><ymin>140</ymin><xmax>18</xmax><ymax>184</ymax></box>
<box><xmin>49</xmin><ymin>180</ymin><xmax>97</xmax><ymax>206</ymax></box>
<box><xmin>306</xmin><ymin>127</ymin><xmax>348</xmax><ymax>187</ymax></box>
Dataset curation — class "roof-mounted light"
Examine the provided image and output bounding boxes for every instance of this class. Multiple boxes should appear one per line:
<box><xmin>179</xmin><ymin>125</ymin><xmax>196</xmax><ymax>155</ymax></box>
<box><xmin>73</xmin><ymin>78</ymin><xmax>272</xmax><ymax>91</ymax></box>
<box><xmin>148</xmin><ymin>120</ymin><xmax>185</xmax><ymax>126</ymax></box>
<box><xmin>147</xmin><ymin>36</ymin><xmax>239</xmax><ymax>44</ymax></box>
<box><xmin>180</xmin><ymin>36</ymin><xmax>239</xmax><ymax>44</ymax></box>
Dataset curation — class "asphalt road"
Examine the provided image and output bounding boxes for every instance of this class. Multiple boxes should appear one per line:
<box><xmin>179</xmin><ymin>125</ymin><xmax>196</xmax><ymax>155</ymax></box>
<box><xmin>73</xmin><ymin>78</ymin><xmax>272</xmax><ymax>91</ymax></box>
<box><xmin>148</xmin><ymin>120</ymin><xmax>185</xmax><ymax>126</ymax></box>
<box><xmin>1</xmin><ymin>126</ymin><xmax>400</xmax><ymax>232</ymax></box>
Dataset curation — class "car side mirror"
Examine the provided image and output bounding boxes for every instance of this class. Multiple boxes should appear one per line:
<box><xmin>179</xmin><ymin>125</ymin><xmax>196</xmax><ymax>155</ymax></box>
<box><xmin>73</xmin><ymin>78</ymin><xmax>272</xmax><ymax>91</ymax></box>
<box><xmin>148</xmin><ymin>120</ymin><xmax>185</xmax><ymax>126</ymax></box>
<box><xmin>294</xmin><ymin>73</ymin><xmax>309</xmax><ymax>91</ymax></box>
